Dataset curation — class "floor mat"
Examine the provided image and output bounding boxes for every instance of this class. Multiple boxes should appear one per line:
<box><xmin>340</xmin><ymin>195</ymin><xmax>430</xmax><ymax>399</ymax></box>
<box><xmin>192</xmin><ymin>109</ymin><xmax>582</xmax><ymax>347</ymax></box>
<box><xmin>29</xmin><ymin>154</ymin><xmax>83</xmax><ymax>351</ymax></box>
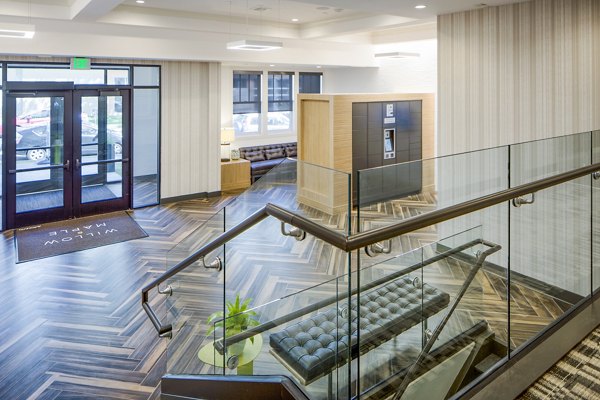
<box><xmin>15</xmin><ymin>211</ymin><xmax>148</xmax><ymax>263</ymax></box>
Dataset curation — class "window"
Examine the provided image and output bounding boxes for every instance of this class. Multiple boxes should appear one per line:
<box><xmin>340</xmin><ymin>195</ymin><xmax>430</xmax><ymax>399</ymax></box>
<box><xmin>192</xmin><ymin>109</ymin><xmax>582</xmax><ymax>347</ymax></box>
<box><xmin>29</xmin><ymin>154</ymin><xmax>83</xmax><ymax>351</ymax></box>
<box><xmin>268</xmin><ymin>72</ymin><xmax>293</xmax><ymax>131</ymax></box>
<box><xmin>299</xmin><ymin>72</ymin><xmax>322</xmax><ymax>94</ymax></box>
<box><xmin>233</xmin><ymin>71</ymin><xmax>262</xmax><ymax>136</ymax></box>
<box><xmin>230</xmin><ymin>69</ymin><xmax>324</xmax><ymax>137</ymax></box>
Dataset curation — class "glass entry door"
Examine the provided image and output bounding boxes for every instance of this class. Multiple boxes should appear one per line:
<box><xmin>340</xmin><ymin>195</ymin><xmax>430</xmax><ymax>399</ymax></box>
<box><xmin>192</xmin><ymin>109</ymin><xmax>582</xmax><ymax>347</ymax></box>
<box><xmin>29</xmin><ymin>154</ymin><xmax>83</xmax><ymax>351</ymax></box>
<box><xmin>6</xmin><ymin>91</ymin><xmax>73</xmax><ymax>228</ymax></box>
<box><xmin>73</xmin><ymin>90</ymin><xmax>130</xmax><ymax>217</ymax></box>
<box><xmin>5</xmin><ymin>89</ymin><xmax>130</xmax><ymax>228</ymax></box>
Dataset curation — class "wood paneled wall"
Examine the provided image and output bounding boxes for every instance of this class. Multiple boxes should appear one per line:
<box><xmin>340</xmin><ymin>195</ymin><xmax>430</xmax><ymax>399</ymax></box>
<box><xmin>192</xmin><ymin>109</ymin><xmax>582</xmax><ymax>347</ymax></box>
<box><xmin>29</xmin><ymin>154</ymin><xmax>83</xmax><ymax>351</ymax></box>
<box><xmin>0</xmin><ymin>56</ymin><xmax>221</xmax><ymax>199</ymax></box>
<box><xmin>438</xmin><ymin>0</ymin><xmax>600</xmax><ymax>155</ymax></box>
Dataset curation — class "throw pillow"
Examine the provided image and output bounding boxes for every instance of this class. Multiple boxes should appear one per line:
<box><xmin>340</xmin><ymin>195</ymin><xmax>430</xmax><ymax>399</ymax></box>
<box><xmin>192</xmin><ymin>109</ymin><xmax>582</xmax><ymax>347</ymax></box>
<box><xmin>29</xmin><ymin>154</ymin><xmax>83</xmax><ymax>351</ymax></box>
<box><xmin>244</xmin><ymin>150</ymin><xmax>265</xmax><ymax>162</ymax></box>
<box><xmin>265</xmin><ymin>148</ymin><xmax>285</xmax><ymax>160</ymax></box>
<box><xmin>285</xmin><ymin>147</ymin><xmax>297</xmax><ymax>158</ymax></box>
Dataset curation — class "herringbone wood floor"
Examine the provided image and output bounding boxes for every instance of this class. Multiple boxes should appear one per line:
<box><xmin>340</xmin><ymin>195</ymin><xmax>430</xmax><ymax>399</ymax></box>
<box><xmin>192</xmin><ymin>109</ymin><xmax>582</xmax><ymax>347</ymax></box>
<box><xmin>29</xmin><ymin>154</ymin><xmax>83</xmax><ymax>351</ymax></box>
<box><xmin>0</xmin><ymin>196</ymin><xmax>231</xmax><ymax>400</ymax></box>
<box><xmin>0</xmin><ymin>188</ymin><xmax>585</xmax><ymax>399</ymax></box>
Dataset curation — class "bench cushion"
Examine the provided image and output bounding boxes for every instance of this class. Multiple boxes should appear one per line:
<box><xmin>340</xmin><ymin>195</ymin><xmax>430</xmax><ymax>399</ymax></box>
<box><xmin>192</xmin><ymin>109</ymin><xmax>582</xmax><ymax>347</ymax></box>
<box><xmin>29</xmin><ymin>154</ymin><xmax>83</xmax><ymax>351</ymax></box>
<box><xmin>269</xmin><ymin>275</ymin><xmax>449</xmax><ymax>384</ymax></box>
<box><xmin>251</xmin><ymin>159</ymin><xmax>284</xmax><ymax>173</ymax></box>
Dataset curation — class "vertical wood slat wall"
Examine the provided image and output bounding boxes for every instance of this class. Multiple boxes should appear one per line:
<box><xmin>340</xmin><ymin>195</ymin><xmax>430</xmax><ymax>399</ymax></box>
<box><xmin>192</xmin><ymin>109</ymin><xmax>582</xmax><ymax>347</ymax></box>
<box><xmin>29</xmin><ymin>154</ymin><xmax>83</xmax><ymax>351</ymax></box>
<box><xmin>1</xmin><ymin>56</ymin><xmax>221</xmax><ymax>200</ymax></box>
<box><xmin>438</xmin><ymin>0</ymin><xmax>600</xmax><ymax>156</ymax></box>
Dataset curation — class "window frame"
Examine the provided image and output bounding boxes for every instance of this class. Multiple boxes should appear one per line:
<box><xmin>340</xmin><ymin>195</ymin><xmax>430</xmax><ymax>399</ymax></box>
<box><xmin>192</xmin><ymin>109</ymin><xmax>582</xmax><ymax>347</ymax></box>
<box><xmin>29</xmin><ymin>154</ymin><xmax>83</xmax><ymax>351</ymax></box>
<box><xmin>230</xmin><ymin>68</ymin><xmax>323</xmax><ymax>139</ymax></box>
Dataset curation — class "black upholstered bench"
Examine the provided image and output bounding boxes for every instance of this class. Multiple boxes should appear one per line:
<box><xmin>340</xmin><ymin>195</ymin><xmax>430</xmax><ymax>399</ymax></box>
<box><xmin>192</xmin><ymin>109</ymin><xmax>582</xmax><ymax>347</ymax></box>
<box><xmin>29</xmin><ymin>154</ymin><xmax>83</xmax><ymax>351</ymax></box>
<box><xmin>269</xmin><ymin>275</ymin><xmax>450</xmax><ymax>385</ymax></box>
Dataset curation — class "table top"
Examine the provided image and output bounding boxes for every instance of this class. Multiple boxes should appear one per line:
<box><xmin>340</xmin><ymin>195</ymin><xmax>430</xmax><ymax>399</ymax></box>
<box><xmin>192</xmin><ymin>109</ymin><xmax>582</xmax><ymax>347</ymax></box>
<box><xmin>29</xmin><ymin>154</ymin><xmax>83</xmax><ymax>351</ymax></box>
<box><xmin>221</xmin><ymin>158</ymin><xmax>249</xmax><ymax>165</ymax></box>
<box><xmin>197</xmin><ymin>335</ymin><xmax>263</xmax><ymax>367</ymax></box>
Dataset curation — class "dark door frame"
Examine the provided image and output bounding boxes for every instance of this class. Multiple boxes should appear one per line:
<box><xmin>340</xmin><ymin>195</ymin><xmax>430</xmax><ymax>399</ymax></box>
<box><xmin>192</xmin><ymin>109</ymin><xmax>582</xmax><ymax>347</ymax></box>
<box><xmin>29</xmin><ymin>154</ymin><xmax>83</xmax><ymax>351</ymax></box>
<box><xmin>3</xmin><ymin>84</ymin><xmax>132</xmax><ymax>229</ymax></box>
<box><xmin>73</xmin><ymin>89</ymin><xmax>131</xmax><ymax>218</ymax></box>
<box><xmin>5</xmin><ymin>87</ymin><xmax>74</xmax><ymax>229</ymax></box>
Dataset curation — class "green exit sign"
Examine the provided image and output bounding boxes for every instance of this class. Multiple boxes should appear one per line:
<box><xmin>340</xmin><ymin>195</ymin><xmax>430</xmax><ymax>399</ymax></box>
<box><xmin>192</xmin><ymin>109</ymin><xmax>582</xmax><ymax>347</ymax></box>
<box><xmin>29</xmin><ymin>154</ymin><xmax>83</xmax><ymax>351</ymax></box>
<box><xmin>70</xmin><ymin>57</ymin><xmax>91</xmax><ymax>70</ymax></box>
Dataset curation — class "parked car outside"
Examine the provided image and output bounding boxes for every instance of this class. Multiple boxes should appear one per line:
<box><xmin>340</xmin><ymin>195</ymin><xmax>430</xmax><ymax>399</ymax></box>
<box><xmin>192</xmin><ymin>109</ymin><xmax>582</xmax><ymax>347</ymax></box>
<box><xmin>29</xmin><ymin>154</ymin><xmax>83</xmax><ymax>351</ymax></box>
<box><xmin>16</xmin><ymin>109</ymin><xmax>51</xmax><ymax>128</ymax></box>
<box><xmin>16</xmin><ymin>122</ymin><xmax>122</xmax><ymax>161</ymax></box>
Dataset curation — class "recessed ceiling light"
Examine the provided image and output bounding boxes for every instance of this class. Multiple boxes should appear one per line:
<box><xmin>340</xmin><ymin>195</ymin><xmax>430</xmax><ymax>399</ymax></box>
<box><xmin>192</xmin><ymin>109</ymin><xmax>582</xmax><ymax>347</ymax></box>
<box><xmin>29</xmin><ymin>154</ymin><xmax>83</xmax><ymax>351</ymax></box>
<box><xmin>374</xmin><ymin>51</ymin><xmax>420</xmax><ymax>59</ymax></box>
<box><xmin>270</xmin><ymin>64</ymin><xmax>275</xmax><ymax>67</ymax></box>
<box><xmin>227</xmin><ymin>40</ymin><xmax>283</xmax><ymax>51</ymax></box>
<box><xmin>316</xmin><ymin>65</ymin><xmax>322</xmax><ymax>69</ymax></box>
<box><xmin>0</xmin><ymin>23</ymin><xmax>35</xmax><ymax>39</ymax></box>
<box><xmin>291</xmin><ymin>18</ymin><xmax>299</xmax><ymax>22</ymax></box>
<box><xmin>136</xmin><ymin>0</ymin><xmax>145</xmax><ymax>3</ymax></box>
<box><xmin>415</xmin><ymin>5</ymin><xmax>426</xmax><ymax>9</ymax></box>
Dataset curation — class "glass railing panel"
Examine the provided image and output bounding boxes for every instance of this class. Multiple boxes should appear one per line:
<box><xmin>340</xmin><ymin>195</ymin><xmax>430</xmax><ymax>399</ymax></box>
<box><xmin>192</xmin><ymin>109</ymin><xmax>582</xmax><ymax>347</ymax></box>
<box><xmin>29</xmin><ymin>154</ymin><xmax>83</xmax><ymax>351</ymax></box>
<box><xmin>354</xmin><ymin>244</ymin><xmax>424</xmax><ymax>398</ymax></box>
<box><xmin>385</xmin><ymin>229</ymin><xmax>507</xmax><ymax>400</ymax></box>
<box><xmin>209</xmin><ymin>253</ymin><xmax>351</xmax><ymax>399</ymax></box>
<box><xmin>593</xmin><ymin>130</ymin><xmax>600</xmax><ymax>292</ymax></box>
<box><xmin>509</xmin><ymin>177</ymin><xmax>591</xmax><ymax>353</ymax></box>
<box><xmin>225</xmin><ymin>158</ymin><xmax>352</xmax><ymax>235</ymax></box>
<box><xmin>165</xmin><ymin>208</ymin><xmax>226</xmax><ymax>375</ymax></box>
<box><xmin>510</xmin><ymin>131</ymin><xmax>591</xmax><ymax>186</ymax></box>
<box><xmin>356</xmin><ymin>146</ymin><xmax>509</xmax><ymax>235</ymax></box>
<box><xmin>221</xmin><ymin>213</ymin><xmax>352</xmax><ymax>358</ymax></box>
<box><xmin>354</xmin><ymin>227</ymin><xmax>508</xmax><ymax>400</ymax></box>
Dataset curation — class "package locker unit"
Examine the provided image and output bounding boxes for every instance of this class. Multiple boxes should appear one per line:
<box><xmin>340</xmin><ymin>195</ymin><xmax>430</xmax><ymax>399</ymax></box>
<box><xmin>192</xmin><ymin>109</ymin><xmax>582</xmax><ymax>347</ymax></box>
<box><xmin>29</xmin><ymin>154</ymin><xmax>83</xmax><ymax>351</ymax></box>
<box><xmin>296</xmin><ymin>93</ymin><xmax>435</xmax><ymax>214</ymax></box>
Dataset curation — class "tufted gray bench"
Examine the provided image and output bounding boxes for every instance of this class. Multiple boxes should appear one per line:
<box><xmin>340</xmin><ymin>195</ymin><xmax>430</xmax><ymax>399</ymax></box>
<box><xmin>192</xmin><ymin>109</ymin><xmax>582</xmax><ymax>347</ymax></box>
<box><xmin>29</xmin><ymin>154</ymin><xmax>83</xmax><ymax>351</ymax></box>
<box><xmin>269</xmin><ymin>275</ymin><xmax>450</xmax><ymax>385</ymax></box>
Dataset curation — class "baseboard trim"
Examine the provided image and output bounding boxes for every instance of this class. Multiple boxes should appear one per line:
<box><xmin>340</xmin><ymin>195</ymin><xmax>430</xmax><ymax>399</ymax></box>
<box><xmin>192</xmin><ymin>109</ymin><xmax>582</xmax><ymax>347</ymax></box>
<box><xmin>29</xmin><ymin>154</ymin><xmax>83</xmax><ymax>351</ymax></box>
<box><xmin>160</xmin><ymin>190</ymin><xmax>221</xmax><ymax>204</ymax></box>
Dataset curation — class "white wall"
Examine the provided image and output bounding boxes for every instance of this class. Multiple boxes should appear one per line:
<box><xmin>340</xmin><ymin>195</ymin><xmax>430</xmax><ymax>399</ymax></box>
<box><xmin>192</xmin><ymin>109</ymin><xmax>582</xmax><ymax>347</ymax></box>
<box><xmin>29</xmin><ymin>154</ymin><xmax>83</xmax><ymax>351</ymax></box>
<box><xmin>322</xmin><ymin>39</ymin><xmax>437</xmax><ymax>94</ymax></box>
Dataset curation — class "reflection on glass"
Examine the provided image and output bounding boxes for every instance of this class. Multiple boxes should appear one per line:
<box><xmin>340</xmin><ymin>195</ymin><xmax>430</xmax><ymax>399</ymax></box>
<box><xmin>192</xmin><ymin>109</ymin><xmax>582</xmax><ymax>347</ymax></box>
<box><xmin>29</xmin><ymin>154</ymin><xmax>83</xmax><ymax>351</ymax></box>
<box><xmin>107</xmin><ymin>69</ymin><xmax>130</xmax><ymax>85</ymax></box>
<box><xmin>79</xmin><ymin>95</ymin><xmax>124</xmax><ymax>205</ymax></box>
<box><xmin>8</xmin><ymin>67</ymin><xmax>105</xmax><ymax>84</ymax></box>
<box><xmin>80</xmin><ymin>96</ymin><xmax>123</xmax><ymax>163</ymax></box>
<box><xmin>133</xmin><ymin>88</ymin><xmax>159</xmax><ymax>208</ymax></box>
<box><xmin>81</xmin><ymin>162</ymin><xmax>123</xmax><ymax>203</ymax></box>
<box><xmin>16</xmin><ymin>171</ymin><xmax>64</xmax><ymax>213</ymax></box>
<box><xmin>133</xmin><ymin>66</ymin><xmax>160</xmax><ymax>86</ymax></box>
<box><xmin>0</xmin><ymin>89</ymin><xmax>2</xmax><ymax>227</ymax></box>
<box><xmin>15</xmin><ymin>96</ymin><xmax>65</xmax><ymax>213</ymax></box>
<box><xmin>233</xmin><ymin>112</ymin><xmax>260</xmax><ymax>135</ymax></box>
<box><xmin>510</xmin><ymin>178</ymin><xmax>591</xmax><ymax>352</ymax></box>
<box><xmin>267</xmin><ymin>111</ymin><xmax>292</xmax><ymax>131</ymax></box>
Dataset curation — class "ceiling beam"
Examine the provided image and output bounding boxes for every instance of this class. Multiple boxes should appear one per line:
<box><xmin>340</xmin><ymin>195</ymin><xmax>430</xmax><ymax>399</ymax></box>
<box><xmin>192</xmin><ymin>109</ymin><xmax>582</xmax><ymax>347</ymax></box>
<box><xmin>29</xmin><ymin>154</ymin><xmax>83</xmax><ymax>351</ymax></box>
<box><xmin>300</xmin><ymin>15</ymin><xmax>415</xmax><ymax>39</ymax></box>
<box><xmin>71</xmin><ymin>0</ymin><xmax>125</xmax><ymax>21</ymax></box>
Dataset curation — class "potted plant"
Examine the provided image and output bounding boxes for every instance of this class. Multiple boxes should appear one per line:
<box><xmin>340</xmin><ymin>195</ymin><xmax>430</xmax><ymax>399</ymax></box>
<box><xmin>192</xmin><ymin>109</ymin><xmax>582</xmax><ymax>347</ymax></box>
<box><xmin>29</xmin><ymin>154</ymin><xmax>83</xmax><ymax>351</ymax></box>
<box><xmin>207</xmin><ymin>294</ymin><xmax>260</xmax><ymax>355</ymax></box>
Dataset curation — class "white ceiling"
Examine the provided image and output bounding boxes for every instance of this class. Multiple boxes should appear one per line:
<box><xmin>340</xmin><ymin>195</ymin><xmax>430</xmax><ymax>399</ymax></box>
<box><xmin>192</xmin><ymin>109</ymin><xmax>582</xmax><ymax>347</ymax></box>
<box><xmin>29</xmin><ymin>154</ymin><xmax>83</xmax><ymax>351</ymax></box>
<box><xmin>22</xmin><ymin>0</ymin><xmax>529</xmax><ymax>27</ymax></box>
<box><xmin>0</xmin><ymin>0</ymin><xmax>528</xmax><ymax>67</ymax></box>
<box><xmin>120</xmin><ymin>0</ymin><xmax>368</xmax><ymax>24</ymax></box>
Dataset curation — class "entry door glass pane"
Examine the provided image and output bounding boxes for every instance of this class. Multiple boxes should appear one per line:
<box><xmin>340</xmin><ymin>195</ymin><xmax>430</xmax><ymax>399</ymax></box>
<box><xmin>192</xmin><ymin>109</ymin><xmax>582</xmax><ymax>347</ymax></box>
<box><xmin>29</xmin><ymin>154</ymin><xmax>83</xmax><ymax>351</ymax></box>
<box><xmin>80</xmin><ymin>95</ymin><xmax>123</xmax><ymax>203</ymax></box>
<box><xmin>133</xmin><ymin>88</ymin><xmax>159</xmax><ymax>207</ymax></box>
<box><xmin>15</xmin><ymin>96</ymin><xmax>65</xmax><ymax>213</ymax></box>
<box><xmin>82</xmin><ymin>161</ymin><xmax>123</xmax><ymax>203</ymax></box>
<box><xmin>0</xmin><ymin>89</ymin><xmax>3</xmax><ymax>227</ymax></box>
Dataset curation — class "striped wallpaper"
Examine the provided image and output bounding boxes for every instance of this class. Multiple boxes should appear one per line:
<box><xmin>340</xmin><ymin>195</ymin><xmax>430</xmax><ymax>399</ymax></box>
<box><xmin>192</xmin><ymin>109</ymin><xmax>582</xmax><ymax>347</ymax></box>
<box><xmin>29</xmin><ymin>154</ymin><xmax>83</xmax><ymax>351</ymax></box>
<box><xmin>438</xmin><ymin>0</ymin><xmax>600</xmax><ymax>155</ymax></box>
<box><xmin>437</xmin><ymin>0</ymin><xmax>599</xmax><ymax>295</ymax></box>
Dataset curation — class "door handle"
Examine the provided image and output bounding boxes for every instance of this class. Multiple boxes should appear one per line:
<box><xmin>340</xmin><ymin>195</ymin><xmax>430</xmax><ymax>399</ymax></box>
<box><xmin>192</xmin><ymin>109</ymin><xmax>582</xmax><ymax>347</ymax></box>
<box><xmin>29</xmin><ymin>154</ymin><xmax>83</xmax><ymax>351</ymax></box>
<box><xmin>75</xmin><ymin>159</ymin><xmax>81</xmax><ymax>170</ymax></box>
<box><xmin>64</xmin><ymin>160</ymin><xmax>70</xmax><ymax>171</ymax></box>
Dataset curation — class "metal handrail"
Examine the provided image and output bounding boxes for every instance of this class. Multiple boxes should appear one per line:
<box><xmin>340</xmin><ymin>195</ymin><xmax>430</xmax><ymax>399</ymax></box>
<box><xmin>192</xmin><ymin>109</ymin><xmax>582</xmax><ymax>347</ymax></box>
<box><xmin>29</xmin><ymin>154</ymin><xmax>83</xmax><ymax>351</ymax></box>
<box><xmin>141</xmin><ymin>162</ymin><xmax>600</xmax><ymax>336</ymax></box>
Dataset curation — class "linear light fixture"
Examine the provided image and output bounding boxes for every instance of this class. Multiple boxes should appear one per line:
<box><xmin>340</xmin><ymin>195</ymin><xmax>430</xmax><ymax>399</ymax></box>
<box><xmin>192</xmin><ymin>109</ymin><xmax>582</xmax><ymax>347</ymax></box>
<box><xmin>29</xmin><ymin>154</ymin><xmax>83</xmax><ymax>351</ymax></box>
<box><xmin>226</xmin><ymin>39</ymin><xmax>283</xmax><ymax>51</ymax></box>
<box><xmin>0</xmin><ymin>23</ymin><xmax>35</xmax><ymax>39</ymax></box>
<box><xmin>374</xmin><ymin>51</ymin><xmax>420</xmax><ymax>59</ymax></box>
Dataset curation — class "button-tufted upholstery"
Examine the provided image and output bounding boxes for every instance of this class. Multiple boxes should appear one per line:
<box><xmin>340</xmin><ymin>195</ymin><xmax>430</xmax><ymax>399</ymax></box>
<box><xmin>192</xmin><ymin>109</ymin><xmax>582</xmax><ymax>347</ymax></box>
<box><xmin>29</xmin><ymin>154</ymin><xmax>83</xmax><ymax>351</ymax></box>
<box><xmin>269</xmin><ymin>275</ymin><xmax>449</xmax><ymax>384</ymax></box>
<box><xmin>239</xmin><ymin>142</ymin><xmax>297</xmax><ymax>183</ymax></box>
